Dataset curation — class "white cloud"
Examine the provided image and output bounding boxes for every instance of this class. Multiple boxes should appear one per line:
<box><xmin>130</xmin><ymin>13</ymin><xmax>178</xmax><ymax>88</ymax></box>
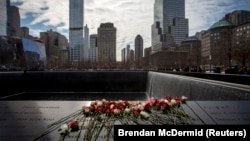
<box><xmin>186</xmin><ymin>0</ymin><xmax>250</xmax><ymax>35</ymax></box>
<box><xmin>29</xmin><ymin>28</ymin><xmax>44</xmax><ymax>38</ymax></box>
<box><xmin>11</xmin><ymin>0</ymin><xmax>69</xmax><ymax>34</ymax></box>
<box><xmin>11</xmin><ymin>0</ymin><xmax>250</xmax><ymax>61</ymax></box>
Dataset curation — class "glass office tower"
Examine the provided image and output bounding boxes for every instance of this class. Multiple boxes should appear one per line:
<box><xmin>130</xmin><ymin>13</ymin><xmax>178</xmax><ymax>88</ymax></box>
<box><xmin>135</xmin><ymin>35</ymin><xmax>144</xmax><ymax>60</ymax></box>
<box><xmin>89</xmin><ymin>34</ymin><xmax>98</xmax><ymax>62</ymax></box>
<box><xmin>0</xmin><ymin>0</ymin><xmax>9</xmax><ymax>36</ymax></box>
<box><xmin>153</xmin><ymin>0</ymin><xmax>188</xmax><ymax>45</ymax></box>
<box><xmin>69</xmin><ymin>0</ymin><xmax>84</xmax><ymax>61</ymax></box>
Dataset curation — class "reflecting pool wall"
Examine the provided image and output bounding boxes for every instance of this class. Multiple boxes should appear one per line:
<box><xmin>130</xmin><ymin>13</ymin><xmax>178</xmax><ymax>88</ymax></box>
<box><xmin>0</xmin><ymin>71</ymin><xmax>249</xmax><ymax>100</ymax></box>
<box><xmin>147</xmin><ymin>71</ymin><xmax>250</xmax><ymax>100</ymax></box>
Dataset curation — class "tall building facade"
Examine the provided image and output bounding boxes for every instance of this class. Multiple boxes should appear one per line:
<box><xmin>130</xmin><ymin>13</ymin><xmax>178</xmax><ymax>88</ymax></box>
<box><xmin>9</xmin><ymin>6</ymin><xmax>21</xmax><ymax>36</ymax></box>
<box><xmin>179</xmin><ymin>36</ymin><xmax>201</xmax><ymax>67</ymax></box>
<box><xmin>223</xmin><ymin>10</ymin><xmax>250</xmax><ymax>26</ymax></box>
<box><xmin>69</xmin><ymin>0</ymin><xmax>84</xmax><ymax>62</ymax></box>
<box><xmin>151</xmin><ymin>21</ymin><xmax>176</xmax><ymax>53</ymax></box>
<box><xmin>125</xmin><ymin>44</ymin><xmax>130</xmax><ymax>62</ymax></box>
<box><xmin>20</xmin><ymin>26</ymin><xmax>30</xmax><ymax>38</ymax></box>
<box><xmin>134</xmin><ymin>35</ymin><xmax>143</xmax><ymax>60</ymax></box>
<box><xmin>7</xmin><ymin>5</ymin><xmax>32</xmax><ymax>38</ymax></box>
<box><xmin>144</xmin><ymin>47</ymin><xmax>152</xmax><ymax>57</ymax></box>
<box><xmin>89</xmin><ymin>34</ymin><xmax>98</xmax><ymax>62</ymax></box>
<box><xmin>40</xmin><ymin>29</ymin><xmax>69</xmax><ymax>68</ymax></box>
<box><xmin>97</xmin><ymin>23</ymin><xmax>117</xmax><ymax>67</ymax></box>
<box><xmin>200</xmin><ymin>20</ymin><xmax>234</xmax><ymax>70</ymax></box>
<box><xmin>152</xmin><ymin>0</ymin><xmax>188</xmax><ymax>50</ymax></box>
<box><xmin>232</xmin><ymin>23</ymin><xmax>250</xmax><ymax>66</ymax></box>
<box><xmin>84</xmin><ymin>24</ymin><xmax>89</xmax><ymax>61</ymax></box>
<box><xmin>121</xmin><ymin>48</ymin><xmax>126</xmax><ymax>62</ymax></box>
<box><xmin>0</xmin><ymin>0</ymin><xmax>10</xmax><ymax>36</ymax></box>
<box><xmin>129</xmin><ymin>49</ymin><xmax>135</xmax><ymax>63</ymax></box>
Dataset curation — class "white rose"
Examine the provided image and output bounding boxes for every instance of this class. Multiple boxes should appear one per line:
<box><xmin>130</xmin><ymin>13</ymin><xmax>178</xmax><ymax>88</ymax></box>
<box><xmin>114</xmin><ymin>109</ymin><xmax>121</xmax><ymax>114</ymax></box>
<box><xmin>124</xmin><ymin>108</ymin><xmax>131</xmax><ymax>114</ymax></box>
<box><xmin>97</xmin><ymin>101</ymin><xmax>103</xmax><ymax>107</ymax></box>
<box><xmin>170</xmin><ymin>99</ymin><xmax>177</xmax><ymax>105</ymax></box>
<box><xmin>58</xmin><ymin>124</ymin><xmax>69</xmax><ymax>135</ymax></box>
<box><xmin>140</xmin><ymin>111</ymin><xmax>150</xmax><ymax>119</ymax></box>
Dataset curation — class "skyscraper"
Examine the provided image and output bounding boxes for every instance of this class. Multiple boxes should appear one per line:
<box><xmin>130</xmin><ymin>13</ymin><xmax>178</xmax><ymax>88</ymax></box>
<box><xmin>84</xmin><ymin>24</ymin><xmax>89</xmax><ymax>61</ymax></box>
<box><xmin>0</xmin><ymin>0</ymin><xmax>10</xmax><ymax>36</ymax></box>
<box><xmin>152</xmin><ymin>0</ymin><xmax>188</xmax><ymax>47</ymax></box>
<box><xmin>97</xmin><ymin>23</ymin><xmax>116</xmax><ymax>67</ymax></box>
<box><xmin>9</xmin><ymin>6</ymin><xmax>21</xmax><ymax>36</ymax></box>
<box><xmin>89</xmin><ymin>34</ymin><xmax>98</xmax><ymax>62</ymax></box>
<box><xmin>129</xmin><ymin>49</ymin><xmax>135</xmax><ymax>63</ymax></box>
<box><xmin>125</xmin><ymin>44</ymin><xmax>130</xmax><ymax>62</ymax></box>
<box><xmin>134</xmin><ymin>35</ymin><xmax>143</xmax><ymax>60</ymax></box>
<box><xmin>121</xmin><ymin>48</ymin><xmax>126</xmax><ymax>62</ymax></box>
<box><xmin>69</xmin><ymin>0</ymin><xmax>84</xmax><ymax>62</ymax></box>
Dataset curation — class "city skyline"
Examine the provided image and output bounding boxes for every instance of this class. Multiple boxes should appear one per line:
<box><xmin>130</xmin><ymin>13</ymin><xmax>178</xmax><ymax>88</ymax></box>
<box><xmin>10</xmin><ymin>0</ymin><xmax>250</xmax><ymax>61</ymax></box>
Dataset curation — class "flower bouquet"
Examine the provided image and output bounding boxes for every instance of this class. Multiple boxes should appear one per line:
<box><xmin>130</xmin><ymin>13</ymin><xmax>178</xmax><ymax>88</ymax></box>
<box><xmin>33</xmin><ymin>95</ymin><xmax>190</xmax><ymax>141</ymax></box>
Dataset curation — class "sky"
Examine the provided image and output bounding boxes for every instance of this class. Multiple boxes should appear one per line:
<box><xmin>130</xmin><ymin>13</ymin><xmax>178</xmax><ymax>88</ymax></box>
<box><xmin>11</xmin><ymin>0</ymin><xmax>250</xmax><ymax>61</ymax></box>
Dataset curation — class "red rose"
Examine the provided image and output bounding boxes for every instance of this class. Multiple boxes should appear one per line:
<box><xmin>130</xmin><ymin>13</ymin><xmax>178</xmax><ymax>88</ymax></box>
<box><xmin>144</xmin><ymin>102</ymin><xmax>151</xmax><ymax>110</ymax></box>
<box><xmin>165</xmin><ymin>96</ymin><xmax>172</xmax><ymax>101</ymax></box>
<box><xmin>161</xmin><ymin>102</ymin><xmax>169</xmax><ymax>109</ymax></box>
<box><xmin>106</xmin><ymin>109</ymin><xmax>111</xmax><ymax>113</ymax></box>
<box><xmin>133</xmin><ymin>110</ymin><xmax>139</xmax><ymax>116</ymax></box>
<box><xmin>155</xmin><ymin>100</ymin><xmax>161</xmax><ymax>108</ymax></box>
<box><xmin>69</xmin><ymin>119</ymin><xmax>79</xmax><ymax>131</ymax></box>
<box><xmin>118</xmin><ymin>105</ymin><xmax>124</xmax><ymax>110</ymax></box>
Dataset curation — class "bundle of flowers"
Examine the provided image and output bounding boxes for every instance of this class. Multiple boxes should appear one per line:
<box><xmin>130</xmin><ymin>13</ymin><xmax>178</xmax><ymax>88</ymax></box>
<box><xmin>33</xmin><ymin>95</ymin><xmax>190</xmax><ymax>141</ymax></box>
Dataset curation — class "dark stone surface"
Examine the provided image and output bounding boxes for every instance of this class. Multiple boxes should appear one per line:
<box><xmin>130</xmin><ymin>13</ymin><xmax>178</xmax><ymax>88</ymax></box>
<box><xmin>195</xmin><ymin>101</ymin><xmax>250</xmax><ymax>124</ymax></box>
<box><xmin>0</xmin><ymin>101</ymin><xmax>89</xmax><ymax>141</ymax></box>
<box><xmin>156</xmin><ymin>70</ymin><xmax>250</xmax><ymax>85</ymax></box>
<box><xmin>0</xmin><ymin>71</ymin><xmax>148</xmax><ymax>96</ymax></box>
<box><xmin>181</xmin><ymin>101</ymin><xmax>250</xmax><ymax>126</ymax></box>
<box><xmin>182</xmin><ymin>101</ymin><xmax>250</xmax><ymax>125</ymax></box>
<box><xmin>0</xmin><ymin>100</ymin><xmax>250</xmax><ymax>141</ymax></box>
<box><xmin>184</xmin><ymin>101</ymin><xmax>216</xmax><ymax>124</ymax></box>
